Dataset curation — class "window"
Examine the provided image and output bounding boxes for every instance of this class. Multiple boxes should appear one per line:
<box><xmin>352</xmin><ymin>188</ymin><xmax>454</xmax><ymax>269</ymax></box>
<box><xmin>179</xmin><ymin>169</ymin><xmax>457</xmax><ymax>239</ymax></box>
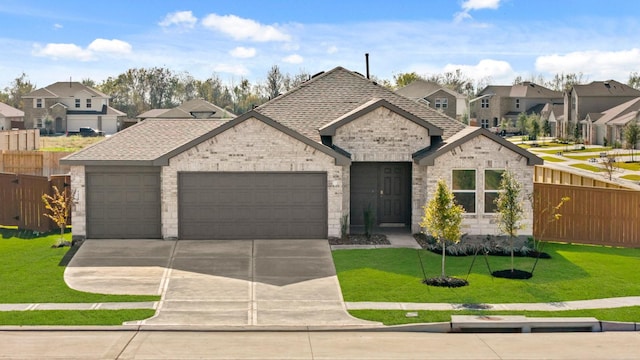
<box><xmin>435</xmin><ymin>98</ymin><xmax>448</xmax><ymax>109</ymax></box>
<box><xmin>484</xmin><ymin>169</ymin><xmax>505</xmax><ymax>213</ymax></box>
<box><xmin>452</xmin><ymin>169</ymin><xmax>476</xmax><ymax>213</ymax></box>
<box><xmin>75</xmin><ymin>99</ymin><xmax>81</xmax><ymax>108</ymax></box>
<box><xmin>36</xmin><ymin>119</ymin><xmax>43</xmax><ymax>128</ymax></box>
<box><xmin>481</xmin><ymin>98</ymin><xmax>490</xmax><ymax>108</ymax></box>
<box><xmin>36</xmin><ymin>98</ymin><xmax>42</xmax><ymax>108</ymax></box>
<box><xmin>515</xmin><ymin>99</ymin><xmax>520</xmax><ymax>109</ymax></box>
<box><xmin>86</xmin><ymin>99</ymin><xmax>92</xmax><ymax>108</ymax></box>
<box><xmin>480</xmin><ymin>119</ymin><xmax>490</xmax><ymax>128</ymax></box>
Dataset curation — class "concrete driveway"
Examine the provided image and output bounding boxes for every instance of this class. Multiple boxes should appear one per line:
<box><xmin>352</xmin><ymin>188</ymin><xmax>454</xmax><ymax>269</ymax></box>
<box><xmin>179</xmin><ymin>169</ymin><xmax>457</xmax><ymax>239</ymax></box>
<box><xmin>65</xmin><ymin>239</ymin><xmax>376</xmax><ymax>328</ymax></box>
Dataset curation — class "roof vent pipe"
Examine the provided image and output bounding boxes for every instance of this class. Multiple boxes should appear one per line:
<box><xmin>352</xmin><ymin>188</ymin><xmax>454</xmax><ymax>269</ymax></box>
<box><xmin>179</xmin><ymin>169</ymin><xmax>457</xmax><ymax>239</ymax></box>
<box><xmin>365</xmin><ymin>53</ymin><xmax>370</xmax><ymax>79</ymax></box>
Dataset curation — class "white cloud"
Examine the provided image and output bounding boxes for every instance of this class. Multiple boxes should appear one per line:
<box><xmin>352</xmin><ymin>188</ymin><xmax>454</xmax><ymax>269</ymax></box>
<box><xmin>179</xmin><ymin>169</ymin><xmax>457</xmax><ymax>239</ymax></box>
<box><xmin>32</xmin><ymin>43</ymin><xmax>94</xmax><ymax>61</ymax></box>
<box><xmin>159</xmin><ymin>11</ymin><xmax>197</xmax><ymax>29</ymax></box>
<box><xmin>326</xmin><ymin>45</ymin><xmax>338</xmax><ymax>54</ymax></box>
<box><xmin>461</xmin><ymin>0</ymin><xmax>501</xmax><ymax>11</ymax></box>
<box><xmin>443</xmin><ymin>59</ymin><xmax>516</xmax><ymax>84</ymax></box>
<box><xmin>201</xmin><ymin>13</ymin><xmax>291</xmax><ymax>42</ymax></box>
<box><xmin>282</xmin><ymin>54</ymin><xmax>303</xmax><ymax>64</ymax></box>
<box><xmin>53</xmin><ymin>23</ymin><xmax>63</xmax><ymax>30</ymax></box>
<box><xmin>455</xmin><ymin>0</ymin><xmax>501</xmax><ymax>22</ymax></box>
<box><xmin>535</xmin><ymin>49</ymin><xmax>640</xmax><ymax>80</ymax></box>
<box><xmin>213</xmin><ymin>63</ymin><xmax>250</xmax><ymax>76</ymax></box>
<box><xmin>88</xmin><ymin>39</ymin><xmax>132</xmax><ymax>55</ymax></box>
<box><xmin>229</xmin><ymin>46</ymin><xmax>256</xmax><ymax>58</ymax></box>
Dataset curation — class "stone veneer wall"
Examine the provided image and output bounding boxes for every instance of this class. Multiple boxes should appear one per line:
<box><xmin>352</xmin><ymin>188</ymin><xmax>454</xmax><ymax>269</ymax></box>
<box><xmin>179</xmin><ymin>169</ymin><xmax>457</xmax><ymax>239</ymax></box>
<box><xmin>162</xmin><ymin>117</ymin><xmax>346</xmax><ymax>239</ymax></box>
<box><xmin>412</xmin><ymin>135</ymin><xmax>534</xmax><ymax>236</ymax></box>
<box><xmin>332</xmin><ymin>107</ymin><xmax>431</xmax><ymax>162</ymax></box>
<box><xmin>69</xmin><ymin>165</ymin><xmax>86</xmax><ymax>240</ymax></box>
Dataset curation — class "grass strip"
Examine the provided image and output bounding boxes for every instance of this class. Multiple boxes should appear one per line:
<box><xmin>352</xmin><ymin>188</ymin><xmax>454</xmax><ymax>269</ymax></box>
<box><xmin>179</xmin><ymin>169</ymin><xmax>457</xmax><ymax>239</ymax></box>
<box><xmin>0</xmin><ymin>309</ymin><xmax>156</xmax><ymax>326</ymax></box>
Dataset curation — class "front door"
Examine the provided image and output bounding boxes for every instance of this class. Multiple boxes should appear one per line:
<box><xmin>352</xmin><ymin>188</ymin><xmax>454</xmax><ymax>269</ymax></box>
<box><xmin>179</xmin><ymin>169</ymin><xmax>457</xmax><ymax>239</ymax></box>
<box><xmin>350</xmin><ymin>162</ymin><xmax>410</xmax><ymax>226</ymax></box>
<box><xmin>378</xmin><ymin>163</ymin><xmax>409</xmax><ymax>224</ymax></box>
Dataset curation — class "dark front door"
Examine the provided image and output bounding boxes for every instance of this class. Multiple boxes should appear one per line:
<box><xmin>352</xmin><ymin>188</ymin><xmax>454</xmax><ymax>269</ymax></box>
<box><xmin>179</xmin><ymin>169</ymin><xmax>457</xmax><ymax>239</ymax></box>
<box><xmin>378</xmin><ymin>163</ymin><xmax>408</xmax><ymax>224</ymax></box>
<box><xmin>350</xmin><ymin>162</ymin><xmax>410</xmax><ymax>226</ymax></box>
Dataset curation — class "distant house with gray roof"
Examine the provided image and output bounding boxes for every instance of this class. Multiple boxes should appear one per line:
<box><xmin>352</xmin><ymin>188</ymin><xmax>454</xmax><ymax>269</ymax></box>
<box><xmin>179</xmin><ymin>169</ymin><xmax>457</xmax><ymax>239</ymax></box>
<box><xmin>136</xmin><ymin>99</ymin><xmax>235</xmax><ymax>121</ymax></box>
<box><xmin>395</xmin><ymin>80</ymin><xmax>467</xmax><ymax>121</ymax></box>
<box><xmin>22</xmin><ymin>82</ymin><xmax>125</xmax><ymax>134</ymax></box>
<box><xmin>474</xmin><ymin>82</ymin><xmax>563</xmax><ymax>132</ymax></box>
<box><xmin>62</xmin><ymin>67</ymin><xmax>540</xmax><ymax>241</ymax></box>
<box><xmin>0</xmin><ymin>102</ymin><xmax>24</xmax><ymax>130</ymax></box>
<box><xmin>561</xmin><ymin>80</ymin><xmax>640</xmax><ymax>142</ymax></box>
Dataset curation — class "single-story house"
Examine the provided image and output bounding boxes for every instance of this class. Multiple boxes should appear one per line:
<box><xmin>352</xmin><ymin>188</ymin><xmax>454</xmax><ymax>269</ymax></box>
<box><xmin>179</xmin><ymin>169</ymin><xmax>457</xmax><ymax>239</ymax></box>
<box><xmin>0</xmin><ymin>102</ymin><xmax>24</xmax><ymax>130</ymax></box>
<box><xmin>61</xmin><ymin>67</ymin><xmax>541</xmax><ymax>240</ymax></box>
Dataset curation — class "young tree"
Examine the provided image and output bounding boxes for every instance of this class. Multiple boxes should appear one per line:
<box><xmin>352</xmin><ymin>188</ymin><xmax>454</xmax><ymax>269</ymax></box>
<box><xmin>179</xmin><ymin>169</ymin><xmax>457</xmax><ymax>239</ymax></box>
<box><xmin>624</xmin><ymin>120</ymin><xmax>640</xmax><ymax>162</ymax></box>
<box><xmin>517</xmin><ymin>113</ymin><xmax>528</xmax><ymax>136</ymax></box>
<box><xmin>42</xmin><ymin>186</ymin><xmax>71</xmax><ymax>245</ymax></box>
<box><xmin>420</xmin><ymin>179</ymin><xmax>464</xmax><ymax>278</ymax></box>
<box><xmin>494</xmin><ymin>170</ymin><xmax>525</xmax><ymax>272</ymax></box>
<box><xmin>393</xmin><ymin>72</ymin><xmax>422</xmax><ymax>89</ymax></box>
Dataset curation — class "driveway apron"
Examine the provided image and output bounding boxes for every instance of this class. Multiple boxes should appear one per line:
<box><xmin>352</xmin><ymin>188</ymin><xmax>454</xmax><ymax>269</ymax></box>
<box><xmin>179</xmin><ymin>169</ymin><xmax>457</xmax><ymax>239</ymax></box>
<box><xmin>65</xmin><ymin>239</ymin><xmax>374</xmax><ymax>327</ymax></box>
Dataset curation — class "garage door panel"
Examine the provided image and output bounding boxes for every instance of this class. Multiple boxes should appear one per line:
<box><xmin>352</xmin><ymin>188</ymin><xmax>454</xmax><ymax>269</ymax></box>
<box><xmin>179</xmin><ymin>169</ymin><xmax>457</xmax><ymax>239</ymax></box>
<box><xmin>179</xmin><ymin>172</ymin><xmax>327</xmax><ymax>239</ymax></box>
<box><xmin>86</xmin><ymin>169</ymin><xmax>161</xmax><ymax>239</ymax></box>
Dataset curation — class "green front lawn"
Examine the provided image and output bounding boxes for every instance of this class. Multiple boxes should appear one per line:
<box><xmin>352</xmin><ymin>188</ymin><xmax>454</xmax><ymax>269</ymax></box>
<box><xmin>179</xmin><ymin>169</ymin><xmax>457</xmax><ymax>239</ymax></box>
<box><xmin>537</xmin><ymin>146</ymin><xmax>611</xmax><ymax>155</ymax></box>
<box><xmin>334</xmin><ymin>243</ymin><xmax>640</xmax><ymax>324</ymax></box>
<box><xmin>333</xmin><ymin>243</ymin><xmax>640</xmax><ymax>304</ymax></box>
<box><xmin>0</xmin><ymin>228</ymin><xmax>159</xmax><ymax>325</ymax></box>
<box><xmin>350</xmin><ymin>307</ymin><xmax>640</xmax><ymax>326</ymax></box>
<box><xmin>621</xmin><ymin>174</ymin><xmax>640</xmax><ymax>181</ymax></box>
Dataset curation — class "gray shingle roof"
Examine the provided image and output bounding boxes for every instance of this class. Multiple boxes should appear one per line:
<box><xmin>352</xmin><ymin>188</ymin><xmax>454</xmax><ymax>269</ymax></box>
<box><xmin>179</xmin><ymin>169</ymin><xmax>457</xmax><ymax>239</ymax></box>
<box><xmin>24</xmin><ymin>82</ymin><xmax>109</xmax><ymax>99</ymax></box>
<box><xmin>396</xmin><ymin>80</ymin><xmax>466</xmax><ymax>99</ymax></box>
<box><xmin>0</xmin><ymin>102</ymin><xmax>24</xmax><ymax>117</ymax></box>
<box><xmin>61</xmin><ymin>119</ymin><xmax>229</xmax><ymax>165</ymax></box>
<box><xmin>593</xmin><ymin>97</ymin><xmax>640</xmax><ymax>125</ymax></box>
<box><xmin>572</xmin><ymin>80</ymin><xmax>640</xmax><ymax>97</ymax></box>
<box><xmin>255</xmin><ymin>67</ymin><xmax>466</xmax><ymax>142</ymax></box>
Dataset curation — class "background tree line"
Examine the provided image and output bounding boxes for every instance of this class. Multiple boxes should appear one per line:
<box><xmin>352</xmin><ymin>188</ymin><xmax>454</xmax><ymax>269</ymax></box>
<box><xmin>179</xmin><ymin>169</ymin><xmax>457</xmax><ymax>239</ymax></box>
<box><xmin>2</xmin><ymin>67</ymin><xmax>640</xmax><ymax>119</ymax></box>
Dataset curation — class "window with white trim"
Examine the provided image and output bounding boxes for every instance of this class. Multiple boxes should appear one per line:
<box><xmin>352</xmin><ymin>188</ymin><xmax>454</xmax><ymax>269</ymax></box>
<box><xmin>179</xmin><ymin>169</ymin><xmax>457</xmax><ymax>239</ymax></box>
<box><xmin>484</xmin><ymin>169</ymin><xmax>505</xmax><ymax>213</ymax></box>
<box><xmin>452</xmin><ymin>169</ymin><xmax>476</xmax><ymax>213</ymax></box>
<box><xmin>481</xmin><ymin>98</ymin><xmax>490</xmax><ymax>108</ymax></box>
<box><xmin>480</xmin><ymin>119</ymin><xmax>490</xmax><ymax>128</ymax></box>
<box><xmin>515</xmin><ymin>99</ymin><xmax>520</xmax><ymax>109</ymax></box>
<box><xmin>36</xmin><ymin>118</ymin><xmax>43</xmax><ymax>128</ymax></box>
<box><xmin>36</xmin><ymin>98</ymin><xmax>42</xmax><ymax>108</ymax></box>
<box><xmin>75</xmin><ymin>99</ymin><xmax>81</xmax><ymax>108</ymax></box>
<box><xmin>86</xmin><ymin>99</ymin><xmax>92</xmax><ymax>108</ymax></box>
<box><xmin>435</xmin><ymin>98</ymin><xmax>448</xmax><ymax>109</ymax></box>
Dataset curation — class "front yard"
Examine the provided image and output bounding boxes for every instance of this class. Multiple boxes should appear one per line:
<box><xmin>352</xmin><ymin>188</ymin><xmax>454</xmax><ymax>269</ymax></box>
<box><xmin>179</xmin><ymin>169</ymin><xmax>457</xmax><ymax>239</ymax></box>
<box><xmin>333</xmin><ymin>243</ymin><xmax>640</xmax><ymax>324</ymax></box>
<box><xmin>0</xmin><ymin>228</ymin><xmax>157</xmax><ymax>325</ymax></box>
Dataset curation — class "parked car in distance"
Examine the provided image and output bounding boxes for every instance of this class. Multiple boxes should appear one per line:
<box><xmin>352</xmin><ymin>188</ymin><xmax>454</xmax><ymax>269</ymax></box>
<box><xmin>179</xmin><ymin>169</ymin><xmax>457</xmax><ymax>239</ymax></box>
<box><xmin>67</xmin><ymin>127</ymin><xmax>105</xmax><ymax>137</ymax></box>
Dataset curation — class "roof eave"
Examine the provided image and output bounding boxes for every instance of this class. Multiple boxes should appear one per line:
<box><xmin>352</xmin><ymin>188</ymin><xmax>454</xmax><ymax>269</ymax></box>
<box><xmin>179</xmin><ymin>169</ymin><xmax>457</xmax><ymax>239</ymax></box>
<box><xmin>59</xmin><ymin>159</ymin><xmax>157</xmax><ymax>167</ymax></box>
<box><xmin>413</xmin><ymin>127</ymin><xmax>543</xmax><ymax>166</ymax></box>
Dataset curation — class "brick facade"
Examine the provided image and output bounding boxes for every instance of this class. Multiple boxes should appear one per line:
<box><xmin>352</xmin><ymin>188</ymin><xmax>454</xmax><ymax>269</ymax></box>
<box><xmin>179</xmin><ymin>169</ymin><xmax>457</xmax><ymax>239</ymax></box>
<box><xmin>414</xmin><ymin>135</ymin><xmax>534</xmax><ymax>235</ymax></box>
<box><xmin>161</xmin><ymin>117</ymin><xmax>346</xmax><ymax>239</ymax></box>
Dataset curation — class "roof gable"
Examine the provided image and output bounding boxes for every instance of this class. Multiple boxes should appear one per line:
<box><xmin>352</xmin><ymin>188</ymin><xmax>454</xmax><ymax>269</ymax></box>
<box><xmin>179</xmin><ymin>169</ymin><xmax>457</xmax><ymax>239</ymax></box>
<box><xmin>396</xmin><ymin>80</ymin><xmax>465</xmax><ymax>99</ymax></box>
<box><xmin>413</xmin><ymin>127</ymin><xmax>542</xmax><ymax>166</ymax></box>
<box><xmin>255</xmin><ymin>67</ymin><xmax>465</xmax><ymax>142</ymax></box>
<box><xmin>594</xmin><ymin>97</ymin><xmax>640</xmax><ymax>125</ymax></box>
<box><xmin>318</xmin><ymin>98</ymin><xmax>443</xmax><ymax>136</ymax></box>
<box><xmin>573</xmin><ymin>80</ymin><xmax>640</xmax><ymax>97</ymax></box>
<box><xmin>0</xmin><ymin>102</ymin><xmax>24</xmax><ymax>117</ymax></box>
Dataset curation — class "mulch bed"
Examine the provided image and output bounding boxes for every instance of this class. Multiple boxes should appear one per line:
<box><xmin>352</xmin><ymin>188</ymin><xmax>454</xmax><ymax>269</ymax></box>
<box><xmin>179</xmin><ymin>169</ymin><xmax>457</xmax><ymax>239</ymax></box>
<box><xmin>328</xmin><ymin>233</ymin><xmax>390</xmax><ymax>245</ymax></box>
<box><xmin>492</xmin><ymin>269</ymin><xmax>533</xmax><ymax>279</ymax></box>
<box><xmin>413</xmin><ymin>233</ymin><xmax>551</xmax><ymax>259</ymax></box>
<box><xmin>423</xmin><ymin>276</ymin><xmax>469</xmax><ymax>288</ymax></box>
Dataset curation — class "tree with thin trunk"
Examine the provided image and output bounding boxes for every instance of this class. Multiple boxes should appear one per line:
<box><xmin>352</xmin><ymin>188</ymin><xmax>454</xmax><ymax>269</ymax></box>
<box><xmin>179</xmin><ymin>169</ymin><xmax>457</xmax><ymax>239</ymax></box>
<box><xmin>42</xmin><ymin>186</ymin><xmax>71</xmax><ymax>246</ymax></box>
<box><xmin>420</xmin><ymin>179</ymin><xmax>464</xmax><ymax>278</ymax></box>
<box><xmin>494</xmin><ymin>171</ymin><xmax>525</xmax><ymax>272</ymax></box>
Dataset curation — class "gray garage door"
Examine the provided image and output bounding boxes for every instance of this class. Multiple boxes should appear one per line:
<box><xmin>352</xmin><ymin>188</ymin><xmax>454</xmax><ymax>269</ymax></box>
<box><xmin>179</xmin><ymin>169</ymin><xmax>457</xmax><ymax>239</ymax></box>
<box><xmin>178</xmin><ymin>172</ymin><xmax>327</xmax><ymax>239</ymax></box>
<box><xmin>86</xmin><ymin>167</ymin><xmax>161</xmax><ymax>239</ymax></box>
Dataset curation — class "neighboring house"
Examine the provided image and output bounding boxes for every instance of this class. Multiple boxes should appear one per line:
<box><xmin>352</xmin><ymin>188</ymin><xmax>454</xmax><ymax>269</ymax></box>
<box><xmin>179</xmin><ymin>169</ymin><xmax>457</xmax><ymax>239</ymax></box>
<box><xmin>0</xmin><ymin>102</ymin><xmax>24</xmax><ymax>130</ymax></box>
<box><xmin>136</xmin><ymin>98</ymin><xmax>236</xmax><ymax>121</ymax></box>
<box><xmin>474</xmin><ymin>82</ymin><xmax>563</xmax><ymax>132</ymax></box>
<box><xmin>395</xmin><ymin>80</ymin><xmax>467</xmax><ymax>121</ymax></box>
<box><xmin>588</xmin><ymin>98</ymin><xmax>640</xmax><ymax>147</ymax></box>
<box><xmin>560</xmin><ymin>80</ymin><xmax>640</xmax><ymax>142</ymax></box>
<box><xmin>61</xmin><ymin>67</ymin><xmax>541</xmax><ymax>241</ymax></box>
<box><xmin>22</xmin><ymin>82</ymin><xmax>125</xmax><ymax>135</ymax></box>
<box><xmin>540</xmin><ymin>103</ymin><xmax>564</xmax><ymax>138</ymax></box>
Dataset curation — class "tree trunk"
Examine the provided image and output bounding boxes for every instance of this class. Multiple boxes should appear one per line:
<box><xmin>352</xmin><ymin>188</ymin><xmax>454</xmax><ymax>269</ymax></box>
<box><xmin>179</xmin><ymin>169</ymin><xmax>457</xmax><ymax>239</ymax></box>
<box><xmin>510</xmin><ymin>235</ymin><xmax>514</xmax><ymax>272</ymax></box>
<box><xmin>441</xmin><ymin>239</ymin><xmax>446</xmax><ymax>278</ymax></box>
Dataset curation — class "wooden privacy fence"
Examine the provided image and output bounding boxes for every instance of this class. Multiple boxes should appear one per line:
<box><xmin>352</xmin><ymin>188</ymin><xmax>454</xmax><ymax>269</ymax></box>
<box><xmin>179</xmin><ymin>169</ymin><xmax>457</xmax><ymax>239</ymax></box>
<box><xmin>0</xmin><ymin>173</ymin><xmax>71</xmax><ymax>233</ymax></box>
<box><xmin>533</xmin><ymin>182</ymin><xmax>640</xmax><ymax>248</ymax></box>
<box><xmin>0</xmin><ymin>150</ymin><xmax>72</xmax><ymax>176</ymax></box>
<box><xmin>0</xmin><ymin>129</ymin><xmax>39</xmax><ymax>151</ymax></box>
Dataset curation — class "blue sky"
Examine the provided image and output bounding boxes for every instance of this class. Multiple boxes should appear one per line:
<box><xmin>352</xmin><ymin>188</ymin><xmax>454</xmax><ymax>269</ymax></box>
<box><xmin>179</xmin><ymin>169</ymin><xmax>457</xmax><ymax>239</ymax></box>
<box><xmin>1</xmin><ymin>0</ymin><xmax>639</xmax><ymax>90</ymax></box>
